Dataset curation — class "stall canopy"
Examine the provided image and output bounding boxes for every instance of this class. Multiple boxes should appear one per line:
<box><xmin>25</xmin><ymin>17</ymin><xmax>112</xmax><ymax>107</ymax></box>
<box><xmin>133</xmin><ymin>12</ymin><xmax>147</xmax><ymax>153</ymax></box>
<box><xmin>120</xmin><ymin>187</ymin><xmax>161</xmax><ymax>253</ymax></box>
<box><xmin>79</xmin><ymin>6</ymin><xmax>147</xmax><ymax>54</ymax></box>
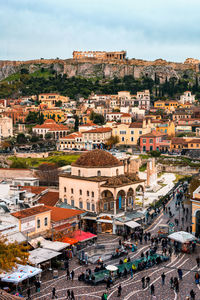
<box><xmin>125</xmin><ymin>220</ymin><xmax>141</xmax><ymax>229</ymax></box>
<box><xmin>1</xmin><ymin>265</ymin><xmax>41</xmax><ymax>284</ymax></box>
<box><xmin>29</xmin><ymin>237</ymin><xmax>70</xmax><ymax>251</ymax></box>
<box><xmin>168</xmin><ymin>231</ymin><xmax>197</xmax><ymax>243</ymax></box>
<box><xmin>72</xmin><ymin>230</ymin><xmax>97</xmax><ymax>242</ymax></box>
<box><xmin>62</xmin><ymin>237</ymin><xmax>78</xmax><ymax>245</ymax></box>
<box><xmin>29</xmin><ymin>248</ymin><xmax>61</xmax><ymax>265</ymax></box>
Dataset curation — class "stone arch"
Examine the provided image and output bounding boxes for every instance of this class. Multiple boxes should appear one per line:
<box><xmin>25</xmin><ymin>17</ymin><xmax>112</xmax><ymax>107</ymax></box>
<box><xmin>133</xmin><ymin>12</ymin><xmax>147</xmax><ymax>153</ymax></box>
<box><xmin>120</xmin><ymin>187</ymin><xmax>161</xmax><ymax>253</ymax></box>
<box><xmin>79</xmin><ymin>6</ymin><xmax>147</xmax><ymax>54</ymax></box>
<box><xmin>136</xmin><ymin>184</ymin><xmax>144</xmax><ymax>194</ymax></box>
<box><xmin>116</xmin><ymin>190</ymin><xmax>126</xmax><ymax>209</ymax></box>
<box><xmin>127</xmin><ymin>188</ymin><xmax>134</xmax><ymax>207</ymax></box>
<box><xmin>100</xmin><ymin>190</ymin><xmax>114</xmax><ymax>211</ymax></box>
<box><xmin>97</xmin><ymin>170</ymin><xmax>101</xmax><ymax>176</ymax></box>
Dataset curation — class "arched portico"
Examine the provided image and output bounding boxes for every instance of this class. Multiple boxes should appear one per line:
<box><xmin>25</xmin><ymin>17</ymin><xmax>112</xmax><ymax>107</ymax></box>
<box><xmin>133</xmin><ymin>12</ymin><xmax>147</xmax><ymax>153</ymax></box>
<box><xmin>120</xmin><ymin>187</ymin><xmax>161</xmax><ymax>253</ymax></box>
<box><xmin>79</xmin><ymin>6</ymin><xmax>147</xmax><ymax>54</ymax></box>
<box><xmin>100</xmin><ymin>190</ymin><xmax>114</xmax><ymax>211</ymax></box>
<box><xmin>127</xmin><ymin>188</ymin><xmax>134</xmax><ymax>208</ymax></box>
<box><xmin>116</xmin><ymin>190</ymin><xmax>126</xmax><ymax>210</ymax></box>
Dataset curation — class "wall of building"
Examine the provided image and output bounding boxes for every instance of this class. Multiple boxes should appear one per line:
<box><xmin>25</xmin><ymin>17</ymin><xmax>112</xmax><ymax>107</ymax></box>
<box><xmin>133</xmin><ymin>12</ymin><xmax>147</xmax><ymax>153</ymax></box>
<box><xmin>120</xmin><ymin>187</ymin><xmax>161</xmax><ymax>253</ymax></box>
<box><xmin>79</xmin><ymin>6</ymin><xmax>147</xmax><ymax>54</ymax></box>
<box><xmin>71</xmin><ymin>165</ymin><xmax>124</xmax><ymax>177</ymax></box>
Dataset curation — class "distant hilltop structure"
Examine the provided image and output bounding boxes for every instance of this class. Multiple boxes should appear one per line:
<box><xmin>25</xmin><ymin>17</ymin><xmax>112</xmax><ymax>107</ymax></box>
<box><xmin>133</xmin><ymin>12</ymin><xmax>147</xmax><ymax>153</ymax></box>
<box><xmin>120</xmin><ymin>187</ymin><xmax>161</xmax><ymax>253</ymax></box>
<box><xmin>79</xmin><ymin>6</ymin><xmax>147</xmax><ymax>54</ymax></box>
<box><xmin>73</xmin><ymin>50</ymin><xmax>127</xmax><ymax>61</ymax></box>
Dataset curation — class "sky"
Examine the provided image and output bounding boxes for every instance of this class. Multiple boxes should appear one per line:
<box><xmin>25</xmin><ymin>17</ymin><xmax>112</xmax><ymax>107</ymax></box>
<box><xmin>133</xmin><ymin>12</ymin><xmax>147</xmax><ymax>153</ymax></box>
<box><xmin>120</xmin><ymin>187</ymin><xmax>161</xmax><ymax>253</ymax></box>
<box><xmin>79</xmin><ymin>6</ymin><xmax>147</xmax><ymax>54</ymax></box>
<box><xmin>1</xmin><ymin>0</ymin><xmax>200</xmax><ymax>62</ymax></box>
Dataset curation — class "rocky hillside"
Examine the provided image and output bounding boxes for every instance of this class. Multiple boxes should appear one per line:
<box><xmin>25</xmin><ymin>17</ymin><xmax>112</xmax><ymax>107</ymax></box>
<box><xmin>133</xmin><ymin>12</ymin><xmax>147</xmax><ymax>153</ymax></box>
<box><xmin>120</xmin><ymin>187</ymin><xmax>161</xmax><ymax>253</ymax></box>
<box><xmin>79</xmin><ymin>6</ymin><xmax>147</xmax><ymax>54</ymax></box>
<box><xmin>0</xmin><ymin>57</ymin><xmax>199</xmax><ymax>83</ymax></box>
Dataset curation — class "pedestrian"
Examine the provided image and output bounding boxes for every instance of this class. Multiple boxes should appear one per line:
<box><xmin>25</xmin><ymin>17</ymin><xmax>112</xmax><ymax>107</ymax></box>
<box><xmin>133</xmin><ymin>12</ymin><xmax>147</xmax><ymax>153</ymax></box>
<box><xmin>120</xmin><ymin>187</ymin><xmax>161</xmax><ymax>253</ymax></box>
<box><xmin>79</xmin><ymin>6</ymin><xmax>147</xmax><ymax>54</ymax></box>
<box><xmin>27</xmin><ymin>287</ymin><xmax>31</xmax><ymax>299</ymax></box>
<box><xmin>36</xmin><ymin>281</ymin><xmax>40</xmax><ymax>293</ymax></box>
<box><xmin>106</xmin><ymin>278</ymin><xmax>111</xmax><ymax>289</ymax></box>
<box><xmin>194</xmin><ymin>272</ymin><xmax>199</xmax><ymax>285</ymax></box>
<box><xmin>190</xmin><ymin>289</ymin><xmax>196</xmax><ymax>300</ymax></box>
<box><xmin>177</xmin><ymin>268</ymin><xmax>183</xmax><ymax>280</ymax></box>
<box><xmin>146</xmin><ymin>276</ymin><xmax>150</xmax><ymax>287</ymax></box>
<box><xmin>169</xmin><ymin>247</ymin><xmax>173</xmax><ymax>257</ymax></box>
<box><xmin>150</xmin><ymin>284</ymin><xmax>155</xmax><ymax>295</ymax></box>
<box><xmin>117</xmin><ymin>284</ymin><xmax>122</xmax><ymax>297</ymax></box>
<box><xmin>52</xmin><ymin>287</ymin><xmax>57</xmax><ymax>299</ymax></box>
<box><xmin>71</xmin><ymin>290</ymin><xmax>75</xmax><ymax>300</ymax></box>
<box><xmin>67</xmin><ymin>289</ymin><xmax>71</xmax><ymax>299</ymax></box>
<box><xmin>141</xmin><ymin>276</ymin><xmax>146</xmax><ymax>289</ymax></box>
<box><xmin>161</xmin><ymin>272</ymin><xmax>166</xmax><ymax>286</ymax></box>
<box><xmin>196</xmin><ymin>256</ymin><xmax>200</xmax><ymax>268</ymax></box>
<box><xmin>67</xmin><ymin>269</ymin><xmax>70</xmax><ymax>280</ymax></box>
<box><xmin>130</xmin><ymin>268</ymin><xmax>133</xmax><ymax>278</ymax></box>
<box><xmin>170</xmin><ymin>277</ymin><xmax>174</xmax><ymax>289</ymax></box>
<box><xmin>71</xmin><ymin>270</ymin><xmax>75</xmax><ymax>281</ymax></box>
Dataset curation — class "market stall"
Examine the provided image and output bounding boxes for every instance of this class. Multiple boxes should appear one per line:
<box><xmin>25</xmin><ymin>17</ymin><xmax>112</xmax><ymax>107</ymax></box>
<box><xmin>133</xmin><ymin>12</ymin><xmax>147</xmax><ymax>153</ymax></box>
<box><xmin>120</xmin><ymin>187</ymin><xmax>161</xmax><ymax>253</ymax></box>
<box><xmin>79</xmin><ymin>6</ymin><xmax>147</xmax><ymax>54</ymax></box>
<box><xmin>168</xmin><ymin>231</ymin><xmax>197</xmax><ymax>253</ymax></box>
<box><xmin>28</xmin><ymin>248</ymin><xmax>62</xmax><ymax>269</ymax></box>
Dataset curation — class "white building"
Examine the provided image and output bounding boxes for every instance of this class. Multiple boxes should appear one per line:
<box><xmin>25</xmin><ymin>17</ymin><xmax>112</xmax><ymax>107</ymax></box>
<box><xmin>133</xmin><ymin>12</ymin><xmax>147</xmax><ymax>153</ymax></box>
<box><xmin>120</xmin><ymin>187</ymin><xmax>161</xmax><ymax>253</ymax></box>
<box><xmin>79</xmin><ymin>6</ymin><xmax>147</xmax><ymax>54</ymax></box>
<box><xmin>0</xmin><ymin>116</ymin><xmax>13</xmax><ymax>139</ymax></box>
<box><xmin>180</xmin><ymin>91</ymin><xmax>195</xmax><ymax>104</ymax></box>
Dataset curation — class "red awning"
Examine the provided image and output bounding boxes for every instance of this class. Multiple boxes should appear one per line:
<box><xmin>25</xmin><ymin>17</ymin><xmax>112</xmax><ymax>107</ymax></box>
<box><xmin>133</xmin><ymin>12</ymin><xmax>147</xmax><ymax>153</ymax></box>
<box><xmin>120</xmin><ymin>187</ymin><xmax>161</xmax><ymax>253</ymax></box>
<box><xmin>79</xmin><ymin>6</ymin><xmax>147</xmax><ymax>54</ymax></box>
<box><xmin>71</xmin><ymin>230</ymin><xmax>97</xmax><ymax>242</ymax></box>
<box><xmin>62</xmin><ymin>237</ymin><xmax>78</xmax><ymax>245</ymax></box>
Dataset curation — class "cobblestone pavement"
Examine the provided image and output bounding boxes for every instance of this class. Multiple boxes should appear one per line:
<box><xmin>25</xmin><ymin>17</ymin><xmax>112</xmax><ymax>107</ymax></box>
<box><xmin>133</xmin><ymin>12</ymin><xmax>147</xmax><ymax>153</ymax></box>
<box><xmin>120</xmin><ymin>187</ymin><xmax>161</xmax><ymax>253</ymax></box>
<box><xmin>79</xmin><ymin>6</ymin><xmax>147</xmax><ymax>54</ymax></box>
<box><xmin>26</xmin><ymin>194</ymin><xmax>200</xmax><ymax>300</ymax></box>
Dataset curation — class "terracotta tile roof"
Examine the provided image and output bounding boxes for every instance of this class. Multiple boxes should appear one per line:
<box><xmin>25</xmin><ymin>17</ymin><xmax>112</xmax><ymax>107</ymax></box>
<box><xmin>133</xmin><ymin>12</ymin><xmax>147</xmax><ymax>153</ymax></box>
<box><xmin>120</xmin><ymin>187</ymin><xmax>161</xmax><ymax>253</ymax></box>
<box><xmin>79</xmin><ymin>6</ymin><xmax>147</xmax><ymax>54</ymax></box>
<box><xmin>11</xmin><ymin>205</ymin><xmax>51</xmax><ymax>219</ymax></box>
<box><xmin>187</xmin><ymin>139</ymin><xmax>200</xmax><ymax>143</ymax></box>
<box><xmin>129</xmin><ymin>122</ymin><xmax>143</xmax><ymax>128</ymax></box>
<box><xmin>21</xmin><ymin>186</ymin><xmax>48</xmax><ymax>195</ymax></box>
<box><xmin>171</xmin><ymin>137</ymin><xmax>188</xmax><ymax>145</ymax></box>
<box><xmin>38</xmin><ymin>191</ymin><xmax>59</xmax><ymax>206</ymax></box>
<box><xmin>61</xmin><ymin>132</ymin><xmax>82</xmax><ymax>140</ymax></box>
<box><xmin>83</xmin><ymin>127</ymin><xmax>112</xmax><ymax>133</ymax></box>
<box><xmin>121</xmin><ymin>113</ymin><xmax>131</xmax><ymax>117</ymax></box>
<box><xmin>44</xmin><ymin>206</ymin><xmax>84</xmax><ymax>222</ymax></box>
<box><xmin>140</xmin><ymin>131</ymin><xmax>166</xmax><ymax>138</ymax></box>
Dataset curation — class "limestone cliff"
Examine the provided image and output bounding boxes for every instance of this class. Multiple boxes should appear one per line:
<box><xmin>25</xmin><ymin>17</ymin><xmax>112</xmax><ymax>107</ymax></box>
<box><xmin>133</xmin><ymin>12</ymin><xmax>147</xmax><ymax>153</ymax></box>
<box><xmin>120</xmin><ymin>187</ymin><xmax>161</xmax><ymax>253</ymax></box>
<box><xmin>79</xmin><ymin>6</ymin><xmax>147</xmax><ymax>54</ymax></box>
<box><xmin>0</xmin><ymin>57</ymin><xmax>199</xmax><ymax>82</ymax></box>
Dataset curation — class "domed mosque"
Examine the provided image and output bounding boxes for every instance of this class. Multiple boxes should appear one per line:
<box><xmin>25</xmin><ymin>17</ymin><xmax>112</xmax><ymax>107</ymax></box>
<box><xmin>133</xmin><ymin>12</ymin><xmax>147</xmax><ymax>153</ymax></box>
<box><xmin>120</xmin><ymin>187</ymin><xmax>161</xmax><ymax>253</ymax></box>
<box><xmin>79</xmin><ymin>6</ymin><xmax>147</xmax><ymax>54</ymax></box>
<box><xmin>59</xmin><ymin>150</ymin><xmax>145</xmax><ymax>234</ymax></box>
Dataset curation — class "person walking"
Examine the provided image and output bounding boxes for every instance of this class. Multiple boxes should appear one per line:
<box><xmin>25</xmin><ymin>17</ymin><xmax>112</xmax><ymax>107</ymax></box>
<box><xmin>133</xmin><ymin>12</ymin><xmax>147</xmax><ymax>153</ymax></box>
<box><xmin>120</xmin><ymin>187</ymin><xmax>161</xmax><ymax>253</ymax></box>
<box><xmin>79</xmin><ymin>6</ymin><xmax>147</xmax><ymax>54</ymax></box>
<box><xmin>71</xmin><ymin>270</ymin><xmax>75</xmax><ymax>281</ymax></box>
<box><xmin>161</xmin><ymin>272</ymin><xmax>166</xmax><ymax>286</ymax></box>
<box><xmin>190</xmin><ymin>289</ymin><xmax>196</xmax><ymax>300</ymax></box>
<box><xmin>27</xmin><ymin>287</ymin><xmax>31</xmax><ymax>299</ymax></box>
<box><xmin>170</xmin><ymin>277</ymin><xmax>174</xmax><ymax>289</ymax></box>
<box><xmin>141</xmin><ymin>276</ymin><xmax>146</xmax><ymax>289</ymax></box>
<box><xmin>178</xmin><ymin>268</ymin><xmax>183</xmax><ymax>280</ymax></box>
<box><xmin>66</xmin><ymin>289</ymin><xmax>71</xmax><ymax>299</ymax></box>
<box><xmin>146</xmin><ymin>276</ymin><xmax>150</xmax><ymax>287</ymax></box>
<box><xmin>67</xmin><ymin>269</ymin><xmax>70</xmax><ymax>280</ymax></box>
<box><xmin>52</xmin><ymin>287</ymin><xmax>57</xmax><ymax>299</ymax></box>
<box><xmin>150</xmin><ymin>284</ymin><xmax>155</xmax><ymax>296</ymax></box>
<box><xmin>194</xmin><ymin>272</ymin><xmax>199</xmax><ymax>285</ymax></box>
<box><xmin>117</xmin><ymin>284</ymin><xmax>122</xmax><ymax>297</ymax></box>
<box><xmin>71</xmin><ymin>290</ymin><xmax>75</xmax><ymax>300</ymax></box>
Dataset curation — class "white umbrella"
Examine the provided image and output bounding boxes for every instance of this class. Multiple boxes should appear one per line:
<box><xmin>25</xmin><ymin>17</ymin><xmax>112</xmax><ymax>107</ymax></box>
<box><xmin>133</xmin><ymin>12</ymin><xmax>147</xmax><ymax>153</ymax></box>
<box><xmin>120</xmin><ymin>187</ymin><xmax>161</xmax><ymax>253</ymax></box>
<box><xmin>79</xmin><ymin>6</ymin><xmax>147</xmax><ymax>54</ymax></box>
<box><xmin>168</xmin><ymin>231</ymin><xmax>196</xmax><ymax>243</ymax></box>
<box><xmin>1</xmin><ymin>272</ymin><xmax>28</xmax><ymax>284</ymax></box>
<box><xmin>106</xmin><ymin>265</ymin><xmax>118</xmax><ymax>272</ymax></box>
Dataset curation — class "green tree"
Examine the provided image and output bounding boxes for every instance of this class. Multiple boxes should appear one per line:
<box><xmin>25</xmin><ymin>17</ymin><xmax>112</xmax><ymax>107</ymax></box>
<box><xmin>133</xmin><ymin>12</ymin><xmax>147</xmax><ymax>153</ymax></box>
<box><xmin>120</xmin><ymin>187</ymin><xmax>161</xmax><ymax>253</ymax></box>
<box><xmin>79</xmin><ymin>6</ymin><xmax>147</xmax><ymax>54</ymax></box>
<box><xmin>90</xmin><ymin>112</ymin><xmax>105</xmax><ymax>125</ymax></box>
<box><xmin>55</xmin><ymin>100</ymin><xmax>62</xmax><ymax>107</ymax></box>
<box><xmin>45</xmin><ymin>132</ymin><xmax>53</xmax><ymax>140</ymax></box>
<box><xmin>106</xmin><ymin>135</ymin><xmax>120</xmax><ymax>149</ymax></box>
<box><xmin>16</xmin><ymin>133</ymin><xmax>27</xmax><ymax>144</ymax></box>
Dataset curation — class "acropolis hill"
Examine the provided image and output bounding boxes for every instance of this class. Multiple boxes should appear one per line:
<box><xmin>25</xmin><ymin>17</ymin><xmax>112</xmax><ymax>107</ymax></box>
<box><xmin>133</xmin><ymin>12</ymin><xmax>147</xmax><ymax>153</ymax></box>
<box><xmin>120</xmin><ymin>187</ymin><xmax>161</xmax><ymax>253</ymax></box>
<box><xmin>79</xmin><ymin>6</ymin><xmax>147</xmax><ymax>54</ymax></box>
<box><xmin>0</xmin><ymin>51</ymin><xmax>200</xmax><ymax>82</ymax></box>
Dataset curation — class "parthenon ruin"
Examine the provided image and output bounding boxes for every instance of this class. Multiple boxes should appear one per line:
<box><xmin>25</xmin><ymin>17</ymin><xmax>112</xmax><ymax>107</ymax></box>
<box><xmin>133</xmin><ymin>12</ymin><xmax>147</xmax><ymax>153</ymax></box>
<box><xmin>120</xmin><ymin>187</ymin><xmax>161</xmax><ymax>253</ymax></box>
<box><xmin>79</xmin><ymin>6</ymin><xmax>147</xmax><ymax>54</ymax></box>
<box><xmin>73</xmin><ymin>51</ymin><xmax>127</xmax><ymax>61</ymax></box>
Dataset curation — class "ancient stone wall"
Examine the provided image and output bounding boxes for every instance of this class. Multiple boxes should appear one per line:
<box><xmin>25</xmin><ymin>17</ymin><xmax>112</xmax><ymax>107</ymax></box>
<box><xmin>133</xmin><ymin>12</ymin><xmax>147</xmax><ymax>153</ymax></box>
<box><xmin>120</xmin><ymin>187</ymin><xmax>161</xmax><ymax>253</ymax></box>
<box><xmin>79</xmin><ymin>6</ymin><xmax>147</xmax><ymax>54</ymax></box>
<box><xmin>73</xmin><ymin>51</ymin><xmax>126</xmax><ymax>61</ymax></box>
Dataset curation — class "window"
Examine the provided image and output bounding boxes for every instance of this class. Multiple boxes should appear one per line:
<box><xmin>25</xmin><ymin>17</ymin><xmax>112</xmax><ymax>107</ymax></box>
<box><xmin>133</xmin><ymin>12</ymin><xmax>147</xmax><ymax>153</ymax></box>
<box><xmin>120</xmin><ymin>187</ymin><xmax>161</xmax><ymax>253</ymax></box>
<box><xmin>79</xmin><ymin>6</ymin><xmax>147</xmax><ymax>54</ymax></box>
<box><xmin>197</xmin><ymin>144</ymin><xmax>199</xmax><ymax>147</ymax></box>
<box><xmin>131</xmin><ymin>137</ymin><xmax>134</xmax><ymax>142</ymax></box>
<box><xmin>110</xmin><ymin>202</ymin><xmax>114</xmax><ymax>209</ymax></box>
<box><xmin>64</xmin><ymin>198</ymin><xmax>67</xmax><ymax>203</ymax></box>
<box><xmin>71</xmin><ymin>199</ymin><xmax>74</xmax><ymax>206</ymax></box>
<box><xmin>191</xmin><ymin>144</ymin><xmax>193</xmax><ymax>147</ymax></box>
<box><xmin>87</xmin><ymin>191</ymin><xmax>90</xmax><ymax>196</ymax></box>
<box><xmin>149</xmin><ymin>139</ymin><xmax>153</xmax><ymax>144</ymax></box>
<box><xmin>104</xmin><ymin>203</ymin><xmax>108</xmax><ymax>211</ymax></box>
<box><xmin>139</xmin><ymin>131</ymin><xmax>142</xmax><ymax>135</ymax></box>
<box><xmin>150</xmin><ymin>146</ymin><xmax>153</xmax><ymax>151</ymax></box>
<box><xmin>92</xmin><ymin>204</ymin><xmax>95</xmax><ymax>211</ymax></box>
<box><xmin>92</xmin><ymin>191</ymin><xmax>94</xmax><ymax>197</ymax></box>
<box><xmin>64</xmin><ymin>187</ymin><xmax>66</xmax><ymax>193</ymax></box>
<box><xmin>78</xmin><ymin>170</ymin><xmax>81</xmax><ymax>176</ymax></box>
<box><xmin>97</xmin><ymin>170</ymin><xmax>101</xmax><ymax>176</ymax></box>
<box><xmin>79</xmin><ymin>201</ymin><xmax>83</xmax><ymax>209</ymax></box>
<box><xmin>71</xmin><ymin>188</ymin><xmax>74</xmax><ymax>194</ymax></box>
<box><xmin>122</xmin><ymin>198</ymin><xmax>125</xmax><ymax>207</ymax></box>
<box><xmin>87</xmin><ymin>202</ymin><xmax>90</xmax><ymax>210</ymax></box>
<box><xmin>44</xmin><ymin>217</ymin><xmax>48</xmax><ymax>226</ymax></box>
<box><xmin>37</xmin><ymin>219</ymin><xmax>40</xmax><ymax>229</ymax></box>
<box><xmin>131</xmin><ymin>130</ymin><xmax>134</xmax><ymax>134</ymax></box>
<box><xmin>143</xmin><ymin>139</ymin><xmax>146</xmax><ymax>143</ymax></box>
<box><xmin>116</xmin><ymin>169</ymin><xmax>119</xmax><ymax>176</ymax></box>
<box><xmin>122</xmin><ymin>137</ymin><xmax>125</xmax><ymax>142</ymax></box>
<box><xmin>128</xmin><ymin>196</ymin><xmax>132</xmax><ymax>205</ymax></box>
<box><xmin>79</xmin><ymin>189</ymin><xmax>82</xmax><ymax>195</ymax></box>
<box><xmin>120</xmin><ymin>131</ymin><xmax>126</xmax><ymax>135</ymax></box>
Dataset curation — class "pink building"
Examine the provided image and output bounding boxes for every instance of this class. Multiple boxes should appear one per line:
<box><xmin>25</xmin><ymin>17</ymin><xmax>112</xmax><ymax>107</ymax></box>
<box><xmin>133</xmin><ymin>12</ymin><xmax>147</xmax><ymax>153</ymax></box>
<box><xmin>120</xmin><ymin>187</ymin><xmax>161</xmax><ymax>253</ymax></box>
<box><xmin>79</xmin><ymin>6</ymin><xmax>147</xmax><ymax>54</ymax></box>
<box><xmin>140</xmin><ymin>131</ymin><xmax>168</xmax><ymax>152</ymax></box>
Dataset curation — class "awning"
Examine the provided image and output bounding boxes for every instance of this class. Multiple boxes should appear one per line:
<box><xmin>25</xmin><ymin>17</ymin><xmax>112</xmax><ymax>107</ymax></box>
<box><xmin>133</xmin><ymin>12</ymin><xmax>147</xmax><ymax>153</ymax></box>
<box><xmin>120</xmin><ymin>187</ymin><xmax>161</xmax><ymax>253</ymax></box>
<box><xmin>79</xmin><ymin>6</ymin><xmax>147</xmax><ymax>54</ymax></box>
<box><xmin>125</xmin><ymin>220</ymin><xmax>141</xmax><ymax>229</ymax></box>
<box><xmin>62</xmin><ymin>237</ymin><xmax>78</xmax><ymax>245</ymax></box>
<box><xmin>29</xmin><ymin>248</ymin><xmax>61</xmax><ymax>265</ymax></box>
<box><xmin>71</xmin><ymin>230</ymin><xmax>97</xmax><ymax>242</ymax></box>
<box><xmin>1</xmin><ymin>265</ymin><xmax>42</xmax><ymax>284</ymax></box>
<box><xmin>97</xmin><ymin>219</ymin><xmax>113</xmax><ymax>224</ymax></box>
<box><xmin>168</xmin><ymin>231</ymin><xmax>196</xmax><ymax>243</ymax></box>
<box><xmin>29</xmin><ymin>237</ymin><xmax>70</xmax><ymax>251</ymax></box>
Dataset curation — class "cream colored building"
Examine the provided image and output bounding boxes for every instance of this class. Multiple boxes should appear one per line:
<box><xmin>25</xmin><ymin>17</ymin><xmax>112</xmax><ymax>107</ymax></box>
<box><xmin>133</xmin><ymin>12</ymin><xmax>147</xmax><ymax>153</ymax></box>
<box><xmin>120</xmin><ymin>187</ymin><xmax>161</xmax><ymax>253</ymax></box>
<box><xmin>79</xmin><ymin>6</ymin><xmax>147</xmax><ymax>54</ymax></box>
<box><xmin>0</xmin><ymin>116</ymin><xmax>13</xmax><ymax>139</ymax></box>
<box><xmin>180</xmin><ymin>91</ymin><xmax>195</xmax><ymax>104</ymax></box>
<box><xmin>82</xmin><ymin>127</ymin><xmax>112</xmax><ymax>150</ymax></box>
<box><xmin>59</xmin><ymin>150</ymin><xmax>145</xmax><ymax>233</ymax></box>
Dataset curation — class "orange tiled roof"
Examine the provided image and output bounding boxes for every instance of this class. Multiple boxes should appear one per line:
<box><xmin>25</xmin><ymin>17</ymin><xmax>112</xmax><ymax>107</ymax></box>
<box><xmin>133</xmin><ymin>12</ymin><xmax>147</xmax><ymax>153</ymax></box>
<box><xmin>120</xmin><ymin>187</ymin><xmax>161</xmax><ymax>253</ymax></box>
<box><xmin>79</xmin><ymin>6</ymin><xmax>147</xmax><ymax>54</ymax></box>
<box><xmin>83</xmin><ymin>127</ymin><xmax>112</xmax><ymax>134</ymax></box>
<box><xmin>129</xmin><ymin>122</ymin><xmax>143</xmax><ymax>128</ymax></box>
<box><xmin>121</xmin><ymin>113</ymin><xmax>131</xmax><ymax>117</ymax></box>
<box><xmin>140</xmin><ymin>131</ymin><xmax>166</xmax><ymax>138</ymax></box>
<box><xmin>44</xmin><ymin>206</ymin><xmax>84</xmax><ymax>222</ymax></box>
<box><xmin>21</xmin><ymin>186</ymin><xmax>48</xmax><ymax>195</ymax></box>
<box><xmin>38</xmin><ymin>191</ymin><xmax>59</xmax><ymax>206</ymax></box>
<box><xmin>11</xmin><ymin>206</ymin><xmax>51</xmax><ymax>219</ymax></box>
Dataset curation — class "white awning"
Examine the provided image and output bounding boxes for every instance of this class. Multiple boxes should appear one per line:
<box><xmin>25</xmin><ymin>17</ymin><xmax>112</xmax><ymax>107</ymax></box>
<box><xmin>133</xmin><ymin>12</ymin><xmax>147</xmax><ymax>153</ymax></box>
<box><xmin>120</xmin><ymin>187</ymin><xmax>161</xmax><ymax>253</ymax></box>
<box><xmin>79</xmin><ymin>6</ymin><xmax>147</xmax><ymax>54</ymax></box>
<box><xmin>29</xmin><ymin>237</ymin><xmax>69</xmax><ymax>251</ymax></box>
<box><xmin>168</xmin><ymin>231</ymin><xmax>196</xmax><ymax>243</ymax></box>
<box><xmin>29</xmin><ymin>248</ymin><xmax>61</xmax><ymax>265</ymax></box>
<box><xmin>97</xmin><ymin>219</ymin><xmax>113</xmax><ymax>224</ymax></box>
<box><xmin>125</xmin><ymin>220</ymin><xmax>141</xmax><ymax>229</ymax></box>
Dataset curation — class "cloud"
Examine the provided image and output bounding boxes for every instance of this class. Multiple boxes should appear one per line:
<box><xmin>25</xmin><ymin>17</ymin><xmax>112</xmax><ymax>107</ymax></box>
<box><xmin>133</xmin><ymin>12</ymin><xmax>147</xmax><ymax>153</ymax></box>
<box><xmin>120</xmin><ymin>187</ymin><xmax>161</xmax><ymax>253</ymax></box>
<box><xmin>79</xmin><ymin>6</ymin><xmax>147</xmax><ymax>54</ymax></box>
<box><xmin>1</xmin><ymin>0</ymin><xmax>200</xmax><ymax>61</ymax></box>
